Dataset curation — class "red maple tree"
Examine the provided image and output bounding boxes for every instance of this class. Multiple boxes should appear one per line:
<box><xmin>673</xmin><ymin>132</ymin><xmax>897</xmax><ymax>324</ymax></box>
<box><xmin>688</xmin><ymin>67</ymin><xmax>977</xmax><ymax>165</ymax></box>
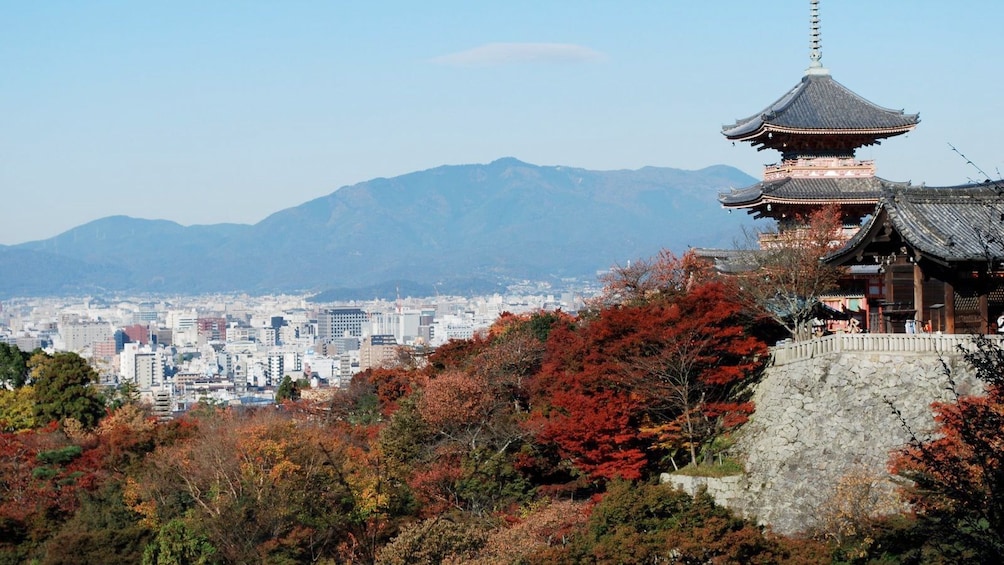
<box><xmin>889</xmin><ymin>335</ymin><xmax>1004</xmax><ymax>558</ymax></box>
<box><xmin>528</xmin><ymin>262</ymin><xmax>766</xmax><ymax>480</ymax></box>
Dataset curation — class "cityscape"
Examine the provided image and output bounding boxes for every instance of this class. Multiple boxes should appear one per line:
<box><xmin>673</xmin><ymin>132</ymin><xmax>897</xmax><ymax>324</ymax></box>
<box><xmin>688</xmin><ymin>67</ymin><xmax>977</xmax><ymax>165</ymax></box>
<box><xmin>0</xmin><ymin>282</ymin><xmax>595</xmax><ymax>414</ymax></box>
<box><xmin>7</xmin><ymin>1</ymin><xmax>1004</xmax><ymax>562</ymax></box>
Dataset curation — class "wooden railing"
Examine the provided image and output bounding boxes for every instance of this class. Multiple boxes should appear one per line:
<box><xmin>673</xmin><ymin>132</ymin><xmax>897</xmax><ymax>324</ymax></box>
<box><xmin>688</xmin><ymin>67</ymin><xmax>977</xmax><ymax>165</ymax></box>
<box><xmin>762</xmin><ymin>158</ymin><xmax>875</xmax><ymax>180</ymax></box>
<box><xmin>771</xmin><ymin>333</ymin><xmax>1004</xmax><ymax>366</ymax></box>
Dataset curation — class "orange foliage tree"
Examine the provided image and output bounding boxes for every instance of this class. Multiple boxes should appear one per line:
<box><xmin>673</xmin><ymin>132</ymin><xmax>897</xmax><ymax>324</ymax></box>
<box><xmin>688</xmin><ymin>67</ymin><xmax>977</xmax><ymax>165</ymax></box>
<box><xmin>736</xmin><ymin>203</ymin><xmax>846</xmax><ymax>341</ymax></box>
<box><xmin>592</xmin><ymin>248</ymin><xmax>714</xmax><ymax>309</ymax></box>
<box><xmin>131</xmin><ymin>407</ymin><xmax>371</xmax><ymax>563</ymax></box>
<box><xmin>395</xmin><ymin>312</ymin><xmax>564</xmax><ymax>516</ymax></box>
<box><xmin>527</xmin><ymin>314</ymin><xmax>651</xmax><ymax>482</ymax></box>
<box><xmin>889</xmin><ymin>335</ymin><xmax>1004</xmax><ymax>559</ymax></box>
<box><xmin>631</xmin><ymin>280</ymin><xmax>766</xmax><ymax>467</ymax></box>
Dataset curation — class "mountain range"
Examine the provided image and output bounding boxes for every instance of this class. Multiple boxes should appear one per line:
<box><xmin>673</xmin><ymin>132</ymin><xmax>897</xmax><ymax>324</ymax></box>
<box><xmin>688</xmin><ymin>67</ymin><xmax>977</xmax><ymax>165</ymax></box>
<box><xmin>0</xmin><ymin>158</ymin><xmax>758</xmax><ymax>299</ymax></box>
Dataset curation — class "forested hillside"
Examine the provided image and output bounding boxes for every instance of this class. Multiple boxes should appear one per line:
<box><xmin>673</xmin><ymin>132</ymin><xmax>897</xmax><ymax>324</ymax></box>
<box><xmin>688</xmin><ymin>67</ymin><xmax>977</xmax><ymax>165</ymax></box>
<box><xmin>2</xmin><ymin>252</ymin><xmax>1002</xmax><ymax>563</ymax></box>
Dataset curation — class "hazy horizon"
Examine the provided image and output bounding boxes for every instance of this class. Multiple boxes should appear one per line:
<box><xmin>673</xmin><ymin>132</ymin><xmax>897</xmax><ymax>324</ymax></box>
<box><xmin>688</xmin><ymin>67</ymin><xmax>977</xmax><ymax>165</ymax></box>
<box><xmin>4</xmin><ymin>1</ymin><xmax>1000</xmax><ymax>244</ymax></box>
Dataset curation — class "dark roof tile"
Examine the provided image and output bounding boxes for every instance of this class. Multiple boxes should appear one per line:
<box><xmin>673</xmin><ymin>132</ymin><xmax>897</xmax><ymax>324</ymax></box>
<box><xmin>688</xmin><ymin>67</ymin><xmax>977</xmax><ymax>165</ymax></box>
<box><xmin>827</xmin><ymin>183</ymin><xmax>1004</xmax><ymax>264</ymax></box>
<box><xmin>719</xmin><ymin>176</ymin><xmax>893</xmax><ymax>207</ymax></box>
<box><xmin>723</xmin><ymin>74</ymin><xmax>919</xmax><ymax>141</ymax></box>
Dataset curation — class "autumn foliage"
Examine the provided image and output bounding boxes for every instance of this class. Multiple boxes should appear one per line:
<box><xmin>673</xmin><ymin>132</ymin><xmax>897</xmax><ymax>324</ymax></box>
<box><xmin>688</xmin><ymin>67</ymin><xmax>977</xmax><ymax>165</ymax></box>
<box><xmin>885</xmin><ymin>335</ymin><xmax>1004</xmax><ymax>560</ymax></box>
<box><xmin>736</xmin><ymin>202</ymin><xmax>846</xmax><ymax>341</ymax></box>
<box><xmin>531</xmin><ymin>253</ymin><xmax>766</xmax><ymax>479</ymax></box>
<box><xmin>1</xmin><ymin>253</ymin><xmax>845</xmax><ymax>563</ymax></box>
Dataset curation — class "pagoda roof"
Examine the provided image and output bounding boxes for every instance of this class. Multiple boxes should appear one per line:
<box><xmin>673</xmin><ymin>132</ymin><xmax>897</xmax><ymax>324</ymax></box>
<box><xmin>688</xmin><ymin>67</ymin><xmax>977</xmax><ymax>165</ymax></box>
<box><xmin>722</xmin><ymin>74</ymin><xmax>919</xmax><ymax>149</ymax></box>
<box><xmin>719</xmin><ymin>176</ymin><xmax>899</xmax><ymax>209</ymax></box>
<box><xmin>826</xmin><ymin>182</ymin><xmax>1004</xmax><ymax>266</ymax></box>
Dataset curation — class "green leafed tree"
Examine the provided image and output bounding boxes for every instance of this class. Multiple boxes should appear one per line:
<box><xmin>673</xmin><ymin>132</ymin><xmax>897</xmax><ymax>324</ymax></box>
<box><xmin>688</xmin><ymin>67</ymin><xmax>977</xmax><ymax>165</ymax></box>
<box><xmin>274</xmin><ymin>375</ymin><xmax>300</xmax><ymax>403</ymax></box>
<box><xmin>29</xmin><ymin>351</ymin><xmax>106</xmax><ymax>429</ymax></box>
<box><xmin>0</xmin><ymin>343</ymin><xmax>30</xmax><ymax>389</ymax></box>
<box><xmin>142</xmin><ymin>519</ymin><xmax>219</xmax><ymax>565</ymax></box>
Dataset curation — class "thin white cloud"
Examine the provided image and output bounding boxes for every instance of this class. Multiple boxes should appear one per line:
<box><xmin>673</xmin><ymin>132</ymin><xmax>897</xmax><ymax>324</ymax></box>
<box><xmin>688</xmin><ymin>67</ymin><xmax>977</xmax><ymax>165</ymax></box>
<box><xmin>430</xmin><ymin>43</ymin><xmax>608</xmax><ymax>67</ymax></box>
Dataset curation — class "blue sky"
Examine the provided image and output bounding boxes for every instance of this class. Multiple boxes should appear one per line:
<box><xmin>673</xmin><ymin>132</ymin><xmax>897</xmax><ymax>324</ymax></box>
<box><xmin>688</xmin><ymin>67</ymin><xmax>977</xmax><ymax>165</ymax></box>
<box><xmin>2</xmin><ymin>1</ymin><xmax>1002</xmax><ymax>245</ymax></box>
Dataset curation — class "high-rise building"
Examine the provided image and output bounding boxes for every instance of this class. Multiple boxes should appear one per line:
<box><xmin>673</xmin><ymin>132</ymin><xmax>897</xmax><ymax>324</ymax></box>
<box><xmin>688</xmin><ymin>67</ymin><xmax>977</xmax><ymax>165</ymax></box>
<box><xmin>317</xmin><ymin>308</ymin><xmax>367</xmax><ymax>341</ymax></box>
<box><xmin>267</xmin><ymin>353</ymin><xmax>284</xmax><ymax>387</ymax></box>
<box><xmin>360</xmin><ymin>334</ymin><xmax>398</xmax><ymax>372</ymax></box>
<box><xmin>61</xmin><ymin>321</ymin><xmax>114</xmax><ymax>352</ymax></box>
<box><xmin>152</xmin><ymin>389</ymin><xmax>172</xmax><ymax>421</ymax></box>
<box><xmin>120</xmin><ymin>342</ymin><xmax>165</xmax><ymax>390</ymax></box>
<box><xmin>122</xmin><ymin>324</ymin><xmax>151</xmax><ymax>345</ymax></box>
<box><xmin>197</xmin><ymin>317</ymin><xmax>227</xmax><ymax>342</ymax></box>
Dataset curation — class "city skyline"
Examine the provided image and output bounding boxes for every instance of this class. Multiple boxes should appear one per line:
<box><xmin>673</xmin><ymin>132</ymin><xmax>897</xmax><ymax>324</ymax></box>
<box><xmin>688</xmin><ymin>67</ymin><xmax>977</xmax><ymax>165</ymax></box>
<box><xmin>4</xmin><ymin>1</ymin><xmax>1001</xmax><ymax>245</ymax></box>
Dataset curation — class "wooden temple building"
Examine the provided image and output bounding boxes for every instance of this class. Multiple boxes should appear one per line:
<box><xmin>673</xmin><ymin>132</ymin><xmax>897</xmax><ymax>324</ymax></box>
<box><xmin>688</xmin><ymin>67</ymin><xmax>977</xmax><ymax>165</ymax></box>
<box><xmin>718</xmin><ymin>0</ymin><xmax>1004</xmax><ymax>334</ymax></box>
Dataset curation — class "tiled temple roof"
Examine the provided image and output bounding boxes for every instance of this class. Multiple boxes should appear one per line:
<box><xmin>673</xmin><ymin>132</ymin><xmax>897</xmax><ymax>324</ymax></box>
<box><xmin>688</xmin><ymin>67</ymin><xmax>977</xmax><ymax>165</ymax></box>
<box><xmin>826</xmin><ymin>183</ymin><xmax>1004</xmax><ymax>265</ymax></box>
<box><xmin>722</xmin><ymin>74</ymin><xmax>918</xmax><ymax>151</ymax></box>
<box><xmin>719</xmin><ymin>176</ymin><xmax>899</xmax><ymax>208</ymax></box>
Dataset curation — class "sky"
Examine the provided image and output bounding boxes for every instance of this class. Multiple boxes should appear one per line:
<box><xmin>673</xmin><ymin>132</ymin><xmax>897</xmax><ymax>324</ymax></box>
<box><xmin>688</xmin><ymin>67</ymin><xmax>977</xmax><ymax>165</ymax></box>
<box><xmin>3</xmin><ymin>1</ymin><xmax>1004</xmax><ymax>245</ymax></box>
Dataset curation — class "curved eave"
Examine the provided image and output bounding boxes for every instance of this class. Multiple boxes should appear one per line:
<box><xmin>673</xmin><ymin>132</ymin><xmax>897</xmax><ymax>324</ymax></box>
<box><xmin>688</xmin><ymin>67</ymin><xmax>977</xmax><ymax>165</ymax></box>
<box><xmin>722</xmin><ymin>74</ymin><xmax>919</xmax><ymax>143</ymax></box>
<box><xmin>825</xmin><ymin>183</ymin><xmax>1004</xmax><ymax>266</ymax></box>
<box><xmin>719</xmin><ymin>176</ymin><xmax>890</xmax><ymax>208</ymax></box>
<box><xmin>824</xmin><ymin>207</ymin><xmax>955</xmax><ymax>267</ymax></box>
<box><xmin>762</xmin><ymin>196</ymin><xmax>878</xmax><ymax>205</ymax></box>
<box><xmin>722</xmin><ymin>196</ymin><xmax>879</xmax><ymax>209</ymax></box>
<box><xmin>823</xmin><ymin>207</ymin><xmax>884</xmax><ymax>266</ymax></box>
<box><xmin>882</xmin><ymin>196</ymin><xmax>994</xmax><ymax>265</ymax></box>
<box><xmin>724</xmin><ymin>123</ymin><xmax>916</xmax><ymax>143</ymax></box>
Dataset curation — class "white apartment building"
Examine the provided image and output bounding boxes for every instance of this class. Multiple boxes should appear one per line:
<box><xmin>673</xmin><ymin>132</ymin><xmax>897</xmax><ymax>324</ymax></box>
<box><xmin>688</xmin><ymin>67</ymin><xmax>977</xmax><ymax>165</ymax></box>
<box><xmin>120</xmin><ymin>342</ymin><xmax>165</xmax><ymax>390</ymax></box>
<box><xmin>428</xmin><ymin>313</ymin><xmax>494</xmax><ymax>347</ymax></box>
<box><xmin>61</xmin><ymin>321</ymin><xmax>114</xmax><ymax>352</ymax></box>
<box><xmin>366</xmin><ymin>310</ymin><xmax>428</xmax><ymax>345</ymax></box>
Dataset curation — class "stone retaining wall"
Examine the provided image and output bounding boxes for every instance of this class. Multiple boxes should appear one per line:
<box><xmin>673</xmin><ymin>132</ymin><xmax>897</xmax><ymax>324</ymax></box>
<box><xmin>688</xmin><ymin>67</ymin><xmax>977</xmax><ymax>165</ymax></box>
<box><xmin>665</xmin><ymin>347</ymin><xmax>980</xmax><ymax>535</ymax></box>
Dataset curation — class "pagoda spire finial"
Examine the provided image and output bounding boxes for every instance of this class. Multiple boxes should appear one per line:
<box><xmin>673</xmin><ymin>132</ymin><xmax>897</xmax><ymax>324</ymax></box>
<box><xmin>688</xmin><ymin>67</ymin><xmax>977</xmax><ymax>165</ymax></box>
<box><xmin>806</xmin><ymin>0</ymin><xmax>829</xmax><ymax>76</ymax></box>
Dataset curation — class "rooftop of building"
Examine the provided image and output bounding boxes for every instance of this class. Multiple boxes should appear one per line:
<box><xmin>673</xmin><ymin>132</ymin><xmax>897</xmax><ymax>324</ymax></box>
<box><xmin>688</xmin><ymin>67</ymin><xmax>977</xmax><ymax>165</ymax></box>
<box><xmin>722</xmin><ymin>74</ymin><xmax>919</xmax><ymax>149</ymax></box>
<box><xmin>826</xmin><ymin>182</ymin><xmax>1004</xmax><ymax>265</ymax></box>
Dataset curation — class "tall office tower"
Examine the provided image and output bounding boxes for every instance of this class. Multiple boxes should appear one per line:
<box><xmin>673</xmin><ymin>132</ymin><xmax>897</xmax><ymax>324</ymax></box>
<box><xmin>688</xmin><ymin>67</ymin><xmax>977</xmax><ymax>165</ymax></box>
<box><xmin>317</xmin><ymin>308</ymin><xmax>367</xmax><ymax>341</ymax></box>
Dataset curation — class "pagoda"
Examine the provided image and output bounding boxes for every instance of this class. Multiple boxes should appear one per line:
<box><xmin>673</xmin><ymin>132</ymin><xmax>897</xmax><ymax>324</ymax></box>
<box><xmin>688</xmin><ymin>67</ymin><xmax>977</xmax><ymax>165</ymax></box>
<box><xmin>717</xmin><ymin>1</ymin><xmax>1004</xmax><ymax>335</ymax></box>
<box><xmin>719</xmin><ymin>0</ymin><xmax>918</xmax><ymax>229</ymax></box>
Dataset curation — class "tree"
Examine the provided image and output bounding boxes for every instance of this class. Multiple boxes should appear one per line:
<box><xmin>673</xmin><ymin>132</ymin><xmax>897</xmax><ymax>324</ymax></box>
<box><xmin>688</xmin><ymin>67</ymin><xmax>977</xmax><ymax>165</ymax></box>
<box><xmin>274</xmin><ymin>375</ymin><xmax>300</xmax><ymax>403</ymax></box>
<box><xmin>888</xmin><ymin>335</ymin><xmax>1004</xmax><ymax>560</ymax></box>
<box><xmin>0</xmin><ymin>343</ymin><xmax>30</xmax><ymax>389</ymax></box>
<box><xmin>466</xmin><ymin>498</ymin><xmax>591</xmax><ymax>563</ymax></box>
<box><xmin>409</xmin><ymin>332</ymin><xmax>546</xmax><ymax>514</ymax></box>
<box><xmin>375</xmin><ymin>512</ymin><xmax>490</xmax><ymax>565</ymax></box>
<box><xmin>527</xmin><ymin>267</ymin><xmax>765</xmax><ymax>479</ymax></box>
<box><xmin>142</xmin><ymin>519</ymin><xmax>219</xmax><ymax>565</ymax></box>
<box><xmin>29</xmin><ymin>352</ymin><xmax>106</xmax><ymax>429</ymax></box>
<box><xmin>105</xmin><ymin>381</ymin><xmax>141</xmax><ymax>411</ymax></box>
<box><xmin>36</xmin><ymin>481</ymin><xmax>153</xmax><ymax>565</ymax></box>
<box><xmin>527</xmin><ymin>317</ymin><xmax>653</xmax><ymax>482</ymax></box>
<box><xmin>736</xmin><ymin>203</ymin><xmax>846</xmax><ymax>341</ymax></box>
<box><xmin>592</xmin><ymin>249</ymin><xmax>714</xmax><ymax>310</ymax></box>
<box><xmin>0</xmin><ymin>386</ymin><xmax>36</xmax><ymax>432</ymax></box>
<box><xmin>134</xmin><ymin>408</ymin><xmax>361</xmax><ymax>563</ymax></box>
<box><xmin>0</xmin><ymin>424</ymin><xmax>107</xmax><ymax>562</ymax></box>
<box><xmin>376</xmin><ymin>313</ymin><xmax>561</xmax><ymax>517</ymax></box>
<box><xmin>564</xmin><ymin>480</ymin><xmax>828</xmax><ymax>564</ymax></box>
<box><xmin>630</xmin><ymin>280</ymin><xmax>766</xmax><ymax>467</ymax></box>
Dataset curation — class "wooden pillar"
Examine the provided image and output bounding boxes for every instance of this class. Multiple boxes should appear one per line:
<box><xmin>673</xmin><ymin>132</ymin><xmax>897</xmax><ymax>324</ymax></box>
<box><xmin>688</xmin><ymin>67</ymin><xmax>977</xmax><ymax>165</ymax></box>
<box><xmin>882</xmin><ymin>265</ymin><xmax>894</xmax><ymax>333</ymax></box>
<box><xmin>913</xmin><ymin>263</ymin><xmax>924</xmax><ymax>326</ymax></box>
<box><xmin>980</xmin><ymin>294</ymin><xmax>990</xmax><ymax>334</ymax></box>
<box><xmin>945</xmin><ymin>280</ymin><xmax>955</xmax><ymax>334</ymax></box>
